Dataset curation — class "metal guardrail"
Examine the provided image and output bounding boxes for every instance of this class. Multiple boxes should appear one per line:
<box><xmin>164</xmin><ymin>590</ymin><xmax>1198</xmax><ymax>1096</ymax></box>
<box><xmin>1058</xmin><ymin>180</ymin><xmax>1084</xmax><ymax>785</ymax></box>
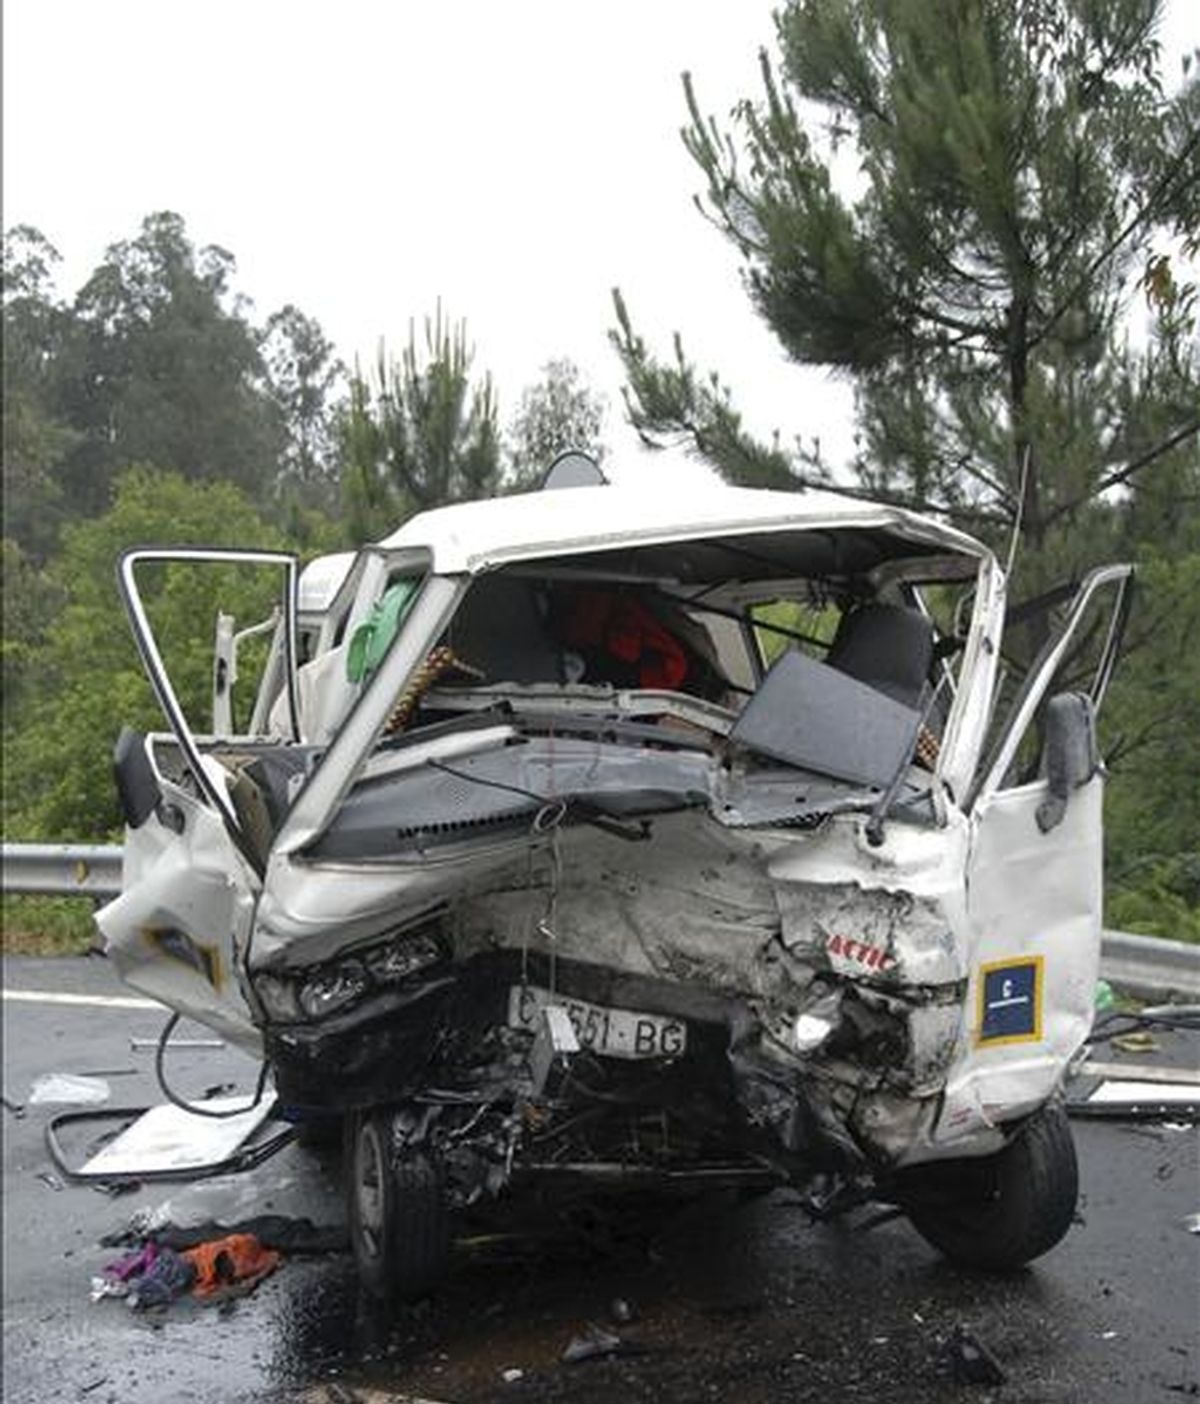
<box><xmin>1099</xmin><ymin>928</ymin><xmax>1200</xmax><ymax>1001</ymax></box>
<box><xmin>1</xmin><ymin>842</ymin><xmax>123</xmax><ymax>899</ymax></box>
<box><xmin>2</xmin><ymin>842</ymin><xmax>1197</xmax><ymax>996</ymax></box>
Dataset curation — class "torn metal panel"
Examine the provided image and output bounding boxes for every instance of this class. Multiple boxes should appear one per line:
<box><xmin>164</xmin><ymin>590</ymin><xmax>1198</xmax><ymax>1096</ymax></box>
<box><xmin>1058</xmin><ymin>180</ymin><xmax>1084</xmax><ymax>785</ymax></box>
<box><xmin>96</xmin><ymin>777</ymin><xmax>260</xmax><ymax>1051</ymax></box>
<box><xmin>79</xmin><ymin>1096</ymin><xmax>275</xmax><ymax>1177</ymax></box>
<box><xmin>453</xmin><ymin>813</ymin><xmax>784</xmax><ymax>989</ymax></box>
<box><xmin>766</xmin><ymin>812</ymin><xmax>971</xmax><ymax>989</ymax></box>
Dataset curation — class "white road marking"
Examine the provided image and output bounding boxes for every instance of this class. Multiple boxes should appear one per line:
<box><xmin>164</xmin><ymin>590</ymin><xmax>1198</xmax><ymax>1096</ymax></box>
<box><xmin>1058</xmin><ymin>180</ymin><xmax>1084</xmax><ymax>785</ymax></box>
<box><xmin>3</xmin><ymin>988</ymin><xmax>162</xmax><ymax>1011</ymax></box>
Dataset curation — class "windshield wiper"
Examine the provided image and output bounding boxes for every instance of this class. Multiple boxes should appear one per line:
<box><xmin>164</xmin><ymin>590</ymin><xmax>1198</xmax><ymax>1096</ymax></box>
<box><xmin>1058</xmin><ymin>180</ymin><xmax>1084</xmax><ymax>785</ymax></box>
<box><xmin>864</xmin><ymin>676</ymin><xmax>946</xmax><ymax>847</ymax></box>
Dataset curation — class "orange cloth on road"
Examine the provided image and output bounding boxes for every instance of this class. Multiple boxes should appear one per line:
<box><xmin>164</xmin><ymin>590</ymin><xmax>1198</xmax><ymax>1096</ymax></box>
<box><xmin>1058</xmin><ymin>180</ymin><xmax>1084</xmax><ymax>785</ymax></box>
<box><xmin>181</xmin><ymin>1233</ymin><xmax>281</xmax><ymax>1298</ymax></box>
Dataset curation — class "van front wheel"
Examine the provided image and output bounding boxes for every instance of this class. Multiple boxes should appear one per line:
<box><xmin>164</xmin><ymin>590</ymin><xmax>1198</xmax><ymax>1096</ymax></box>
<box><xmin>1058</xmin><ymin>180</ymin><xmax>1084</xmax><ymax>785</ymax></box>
<box><xmin>346</xmin><ymin>1111</ymin><xmax>449</xmax><ymax>1300</ymax></box>
<box><xmin>896</xmin><ymin>1103</ymin><xmax>1078</xmax><ymax>1271</ymax></box>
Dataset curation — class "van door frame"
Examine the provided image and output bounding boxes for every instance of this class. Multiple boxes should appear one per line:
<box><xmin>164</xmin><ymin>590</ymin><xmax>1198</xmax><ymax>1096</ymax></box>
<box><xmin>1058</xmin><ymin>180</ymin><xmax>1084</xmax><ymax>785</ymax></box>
<box><xmin>117</xmin><ymin>546</ymin><xmax>301</xmax><ymax>864</ymax></box>
<box><xmin>965</xmin><ymin>563</ymin><xmax>1135</xmax><ymax>813</ymax></box>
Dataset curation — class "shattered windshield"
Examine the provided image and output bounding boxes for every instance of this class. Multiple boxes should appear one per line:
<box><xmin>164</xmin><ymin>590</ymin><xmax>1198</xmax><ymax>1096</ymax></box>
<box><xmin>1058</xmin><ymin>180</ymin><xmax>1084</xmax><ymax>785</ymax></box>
<box><xmin>306</xmin><ymin>528</ymin><xmax>983</xmax><ymax>861</ymax></box>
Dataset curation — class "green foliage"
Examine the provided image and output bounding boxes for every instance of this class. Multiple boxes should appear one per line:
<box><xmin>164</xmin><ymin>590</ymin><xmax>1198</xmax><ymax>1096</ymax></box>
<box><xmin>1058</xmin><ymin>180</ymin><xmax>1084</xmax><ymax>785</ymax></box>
<box><xmin>2</xmin><ymin>214</ymin><xmax>344</xmax><ymax>555</ymax></box>
<box><xmin>752</xmin><ymin>599</ymin><xmax>840</xmax><ymax>665</ymax></box>
<box><xmin>1103</xmin><ymin>547</ymin><xmax>1200</xmax><ymax>913</ymax></box>
<box><xmin>1107</xmin><ymin>858</ymin><xmax>1200</xmax><ymax>943</ymax></box>
<box><xmin>58</xmin><ymin>213</ymin><xmax>286</xmax><ymax>515</ymax></box>
<box><xmin>1</xmin><ymin>895</ymin><xmax>97</xmax><ymax>955</ymax></box>
<box><xmin>263</xmin><ymin>303</ymin><xmax>345</xmax><ymax>510</ymax></box>
<box><xmin>1</xmin><ymin>537</ymin><xmax>66</xmax><ymax>711</ymax></box>
<box><xmin>1</xmin><ymin>226</ymin><xmax>80</xmax><ymax>557</ymax></box>
<box><xmin>339</xmin><ymin>304</ymin><xmax>501</xmax><ymax>540</ymax></box>
<box><xmin>506</xmin><ymin>358</ymin><xmax>607</xmax><ymax>489</ymax></box>
<box><xmin>2</xmin><ymin>468</ymin><xmax>284</xmax><ymax>840</ymax></box>
<box><xmin>610</xmin><ymin>291</ymin><xmax>796</xmax><ymax>488</ymax></box>
<box><xmin>615</xmin><ymin>0</ymin><xmax>1199</xmax><ymax>587</ymax></box>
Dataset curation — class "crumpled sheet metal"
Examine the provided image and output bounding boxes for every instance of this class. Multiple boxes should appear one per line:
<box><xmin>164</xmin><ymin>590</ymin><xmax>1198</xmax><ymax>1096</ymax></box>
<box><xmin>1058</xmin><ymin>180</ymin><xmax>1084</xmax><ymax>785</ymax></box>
<box><xmin>97</xmin><ymin>777</ymin><xmax>261</xmax><ymax>1051</ymax></box>
<box><xmin>454</xmin><ymin>812</ymin><xmax>782</xmax><ymax>992</ymax></box>
<box><xmin>256</xmin><ymin>775</ymin><xmax>1054</xmax><ymax>1168</ymax></box>
<box><xmin>766</xmin><ymin>810</ymin><xmax>971</xmax><ymax>987</ymax></box>
<box><xmin>262</xmin><ymin>803</ymin><xmax>990</xmax><ymax>1163</ymax></box>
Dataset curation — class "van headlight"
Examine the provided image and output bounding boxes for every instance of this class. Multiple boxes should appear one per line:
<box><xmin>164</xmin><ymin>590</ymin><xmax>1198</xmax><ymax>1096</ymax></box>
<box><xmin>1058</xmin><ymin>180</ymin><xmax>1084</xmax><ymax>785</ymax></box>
<box><xmin>297</xmin><ymin>959</ymin><xmax>368</xmax><ymax>1019</ymax></box>
<box><xmin>255</xmin><ymin>923</ymin><xmax>445</xmax><ymax>1025</ymax></box>
<box><xmin>364</xmin><ymin>930</ymin><xmax>442</xmax><ymax>984</ymax></box>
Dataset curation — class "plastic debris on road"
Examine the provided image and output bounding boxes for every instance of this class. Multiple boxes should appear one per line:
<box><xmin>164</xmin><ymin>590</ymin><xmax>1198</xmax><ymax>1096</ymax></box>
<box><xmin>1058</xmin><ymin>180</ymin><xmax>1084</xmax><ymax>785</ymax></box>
<box><xmin>562</xmin><ymin>1325</ymin><xmax>627</xmax><ymax>1364</ymax></box>
<box><xmin>1111</xmin><ymin>1031</ymin><xmax>1160</xmax><ymax>1054</ymax></box>
<box><xmin>28</xmin><ymin>1073</ymin><xmax>111</xmax><ymax>1106</ymax></box>
<box><xmin>943</xmin><ymin>1325</ymin><xmax>1007</xmax><ymax>1386</ymax></box>
<box><xmin>79</xmin><ymin>1095</ymin><xmax>274</xmax><ymax>1176</ymax></box>
<box><xmin>1087</xmin><ymin>1079</ymin><xmax>1200</xmax><ymax>1106</ymax></box>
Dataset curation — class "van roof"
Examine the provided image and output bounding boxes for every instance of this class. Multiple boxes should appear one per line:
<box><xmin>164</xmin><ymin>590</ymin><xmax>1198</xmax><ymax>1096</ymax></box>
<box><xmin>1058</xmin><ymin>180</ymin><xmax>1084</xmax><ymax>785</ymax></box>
<box><xmin>376</xmin><ymin>481</ymin><xmax>988</xmax><ymax>575</ymax></box>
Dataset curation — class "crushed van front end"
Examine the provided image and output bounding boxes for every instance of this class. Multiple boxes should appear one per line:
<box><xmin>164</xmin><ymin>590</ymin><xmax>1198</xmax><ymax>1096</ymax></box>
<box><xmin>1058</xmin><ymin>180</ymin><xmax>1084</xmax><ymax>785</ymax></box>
<box><xmin>99</xmin><ymin>481</ymin><xmax>1131</xmax><ymax>1291</ymax></box>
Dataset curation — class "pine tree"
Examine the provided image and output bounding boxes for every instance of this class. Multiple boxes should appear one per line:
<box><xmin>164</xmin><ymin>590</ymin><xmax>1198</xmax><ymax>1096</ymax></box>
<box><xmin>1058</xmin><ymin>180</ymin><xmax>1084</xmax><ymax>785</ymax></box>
<box><xmin>614</xmin><ymin>0</ymin><xmax>1199</xmax><ymax>605</ymax></box>
<box><xmin>339</xmin><ymin>304</ymin><xmax>501</xmax><ymax>539</ymax></box>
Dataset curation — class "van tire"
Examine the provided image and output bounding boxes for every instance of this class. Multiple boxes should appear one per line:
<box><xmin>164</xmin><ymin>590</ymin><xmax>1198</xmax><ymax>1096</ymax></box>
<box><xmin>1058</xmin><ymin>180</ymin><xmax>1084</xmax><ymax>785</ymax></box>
<box><xmin>347</xmin><ymin>1111</ymin><xmax>449</xmax><ymax>1300</ymax></box>
<box><xmin>897</xmin><ymin>1103</ymin><xmax>1078</xmax><ymax>1271</ymax></box>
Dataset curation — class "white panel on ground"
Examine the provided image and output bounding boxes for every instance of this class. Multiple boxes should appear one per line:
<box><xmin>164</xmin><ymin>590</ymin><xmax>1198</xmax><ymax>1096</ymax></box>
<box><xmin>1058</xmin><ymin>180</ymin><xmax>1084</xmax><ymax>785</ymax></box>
<box><xmin>80</xmin><ymin>1095</ymin><xmax>275</xmax><ymax>1175</ymax></box>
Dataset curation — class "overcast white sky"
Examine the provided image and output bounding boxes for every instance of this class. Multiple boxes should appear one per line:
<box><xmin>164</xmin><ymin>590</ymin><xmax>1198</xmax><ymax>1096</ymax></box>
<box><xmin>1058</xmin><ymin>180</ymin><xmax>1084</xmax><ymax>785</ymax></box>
<box><xmin>4</xmin><ymin>1</ymin><xmax>1195</xmax><ymax>489</ymax></box>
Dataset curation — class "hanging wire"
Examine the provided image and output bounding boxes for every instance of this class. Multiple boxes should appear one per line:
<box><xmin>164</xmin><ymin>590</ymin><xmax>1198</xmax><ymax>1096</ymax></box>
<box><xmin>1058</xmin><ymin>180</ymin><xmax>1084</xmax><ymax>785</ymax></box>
<box><xmin>154</xmin><ymin>1011</ymin><xmax>272</xmax><ymax>1120</ymax></box>
<box><xmin>533</xmin><ymin>799</ymin><xmax>566</xmax><ymax>997</ymax></box>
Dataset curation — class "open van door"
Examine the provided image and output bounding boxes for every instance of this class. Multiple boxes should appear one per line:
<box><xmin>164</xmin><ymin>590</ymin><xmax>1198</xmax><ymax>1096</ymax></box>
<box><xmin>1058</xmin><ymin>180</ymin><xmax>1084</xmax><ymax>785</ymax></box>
<box><xmin>97</xmin><ymin>548</ymin><xmax>301</xmax><ymax>1048</ymax></box>
<box><xmin>937</xmin><ymin>564</ymin><xmax>1134</xmax><ymax>1136</ymax></box>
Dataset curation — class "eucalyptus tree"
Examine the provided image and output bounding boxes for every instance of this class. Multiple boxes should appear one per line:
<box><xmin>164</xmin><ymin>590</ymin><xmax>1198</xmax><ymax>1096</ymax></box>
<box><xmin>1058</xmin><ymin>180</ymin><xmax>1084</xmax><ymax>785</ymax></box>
<box><xmin>506</xmin><ymin>357</ymin><xmax>607</xmax><ymax>488</ymax></box>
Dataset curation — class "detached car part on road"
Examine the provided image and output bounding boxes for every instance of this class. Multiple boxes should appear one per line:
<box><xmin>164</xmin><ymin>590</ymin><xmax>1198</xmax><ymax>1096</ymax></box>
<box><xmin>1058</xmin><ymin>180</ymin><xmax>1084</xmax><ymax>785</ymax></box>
<box><xmin>99</xmin><ymin>469</ymin><xmax>1132</xmax><ymax>1296</ymax></box>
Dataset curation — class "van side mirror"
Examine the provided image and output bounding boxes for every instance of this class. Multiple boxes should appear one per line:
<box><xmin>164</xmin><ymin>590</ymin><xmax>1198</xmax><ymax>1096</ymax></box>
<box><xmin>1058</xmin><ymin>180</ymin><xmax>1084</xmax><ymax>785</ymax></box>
<box><xmin>113</xmin><ymin>727</ymin><xmax>163</xmax><ymax>829</ymax></box>
<box><xmin>1035</xmin><ymin>692</ymin><xmax>1100</xmax><ymax>834</ymax></box>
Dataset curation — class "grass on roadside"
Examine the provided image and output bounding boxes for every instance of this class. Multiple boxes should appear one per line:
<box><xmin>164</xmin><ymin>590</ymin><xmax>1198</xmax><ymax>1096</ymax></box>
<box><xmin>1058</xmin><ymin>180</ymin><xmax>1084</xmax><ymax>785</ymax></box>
<box><xmin>1</xmin><ymin>894</ymin><xmax>100</xmax><ymax>956</ymax></box>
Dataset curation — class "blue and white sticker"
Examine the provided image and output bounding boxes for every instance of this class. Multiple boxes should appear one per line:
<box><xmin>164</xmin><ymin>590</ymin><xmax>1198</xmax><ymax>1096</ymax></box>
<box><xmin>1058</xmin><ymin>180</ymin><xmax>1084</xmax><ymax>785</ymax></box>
<box><xmin>977</xmin><ymin>956</ymin><xmax>1043</xmax><ymax>1046</ymax></box>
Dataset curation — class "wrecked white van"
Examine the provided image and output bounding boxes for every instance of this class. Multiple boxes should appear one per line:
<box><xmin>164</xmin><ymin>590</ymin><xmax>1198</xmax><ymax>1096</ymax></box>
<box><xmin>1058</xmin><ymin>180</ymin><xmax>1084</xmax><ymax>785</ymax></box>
<box><xmin>99</xmin><ymin>470</ymin><xmax>1132</xmax><ymax>1296</ymax></box>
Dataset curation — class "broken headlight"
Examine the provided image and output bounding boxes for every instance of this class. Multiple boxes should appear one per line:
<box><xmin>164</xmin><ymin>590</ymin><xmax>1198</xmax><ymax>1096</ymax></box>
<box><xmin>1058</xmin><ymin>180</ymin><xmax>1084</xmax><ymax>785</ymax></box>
<box><xmin>254</xmin><ymin>926</ymin><xmax>445</xmax><ymax>1024</ymax></box>
<box><xmin>298</xmin><ymin>959</ymin><xmax>369</xmax><ymax>1019</ymax></box>
<box><xmin>364</xmin><ymin>932</ymin><xmax>442</xmax><ymax>984</ymax></box>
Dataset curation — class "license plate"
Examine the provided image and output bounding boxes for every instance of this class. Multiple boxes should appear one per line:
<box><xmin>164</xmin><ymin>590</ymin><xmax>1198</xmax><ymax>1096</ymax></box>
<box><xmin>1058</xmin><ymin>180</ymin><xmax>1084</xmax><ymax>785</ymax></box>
<box><xmin>507</xmin><ymin>984</ymin><xmax>687</xmax><ymax>1060</ymax></box>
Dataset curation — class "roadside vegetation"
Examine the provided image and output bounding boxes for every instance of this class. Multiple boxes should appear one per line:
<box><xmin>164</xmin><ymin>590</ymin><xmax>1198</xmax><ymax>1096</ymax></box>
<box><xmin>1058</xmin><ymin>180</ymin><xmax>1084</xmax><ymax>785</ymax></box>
<box><xmin>3</xmin><ymin>0</ymin><xmax>1197</xmax><ymax>948</ymax></box>
<box><xmin>1</xmin><ymin>895</ymin><xmax>97</xmax><ymax>955</ymax></box>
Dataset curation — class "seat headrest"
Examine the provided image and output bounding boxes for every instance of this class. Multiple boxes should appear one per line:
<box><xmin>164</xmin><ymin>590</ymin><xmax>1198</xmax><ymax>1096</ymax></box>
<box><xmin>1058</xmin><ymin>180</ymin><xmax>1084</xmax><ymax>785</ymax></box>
<box><xmin>826</xmin><ymin>603</ymin><xmax>934</xmax><ymax>708</ymax></box>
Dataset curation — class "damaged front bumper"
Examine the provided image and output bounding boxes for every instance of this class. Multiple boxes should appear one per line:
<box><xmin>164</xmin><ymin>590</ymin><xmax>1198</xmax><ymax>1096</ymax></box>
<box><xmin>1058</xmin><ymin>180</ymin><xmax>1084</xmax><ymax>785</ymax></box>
<box><xmin>257</xmin><ymin>804</ymin><xmax>993</xmax><ymax>1202</ymax></box>
<box><xmin>268</xmin><ymin>947</ymin><xmax>845</xmax><ymax>1205</ymax></box>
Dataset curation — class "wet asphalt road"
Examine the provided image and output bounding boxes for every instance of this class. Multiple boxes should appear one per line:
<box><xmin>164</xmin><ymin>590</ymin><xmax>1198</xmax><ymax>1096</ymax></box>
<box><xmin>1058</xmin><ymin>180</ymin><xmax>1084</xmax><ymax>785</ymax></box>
<box><xmin>3</xmin><ymin>954</ymin><xmax>1198</xmax><ymax>1404</ymax></box>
